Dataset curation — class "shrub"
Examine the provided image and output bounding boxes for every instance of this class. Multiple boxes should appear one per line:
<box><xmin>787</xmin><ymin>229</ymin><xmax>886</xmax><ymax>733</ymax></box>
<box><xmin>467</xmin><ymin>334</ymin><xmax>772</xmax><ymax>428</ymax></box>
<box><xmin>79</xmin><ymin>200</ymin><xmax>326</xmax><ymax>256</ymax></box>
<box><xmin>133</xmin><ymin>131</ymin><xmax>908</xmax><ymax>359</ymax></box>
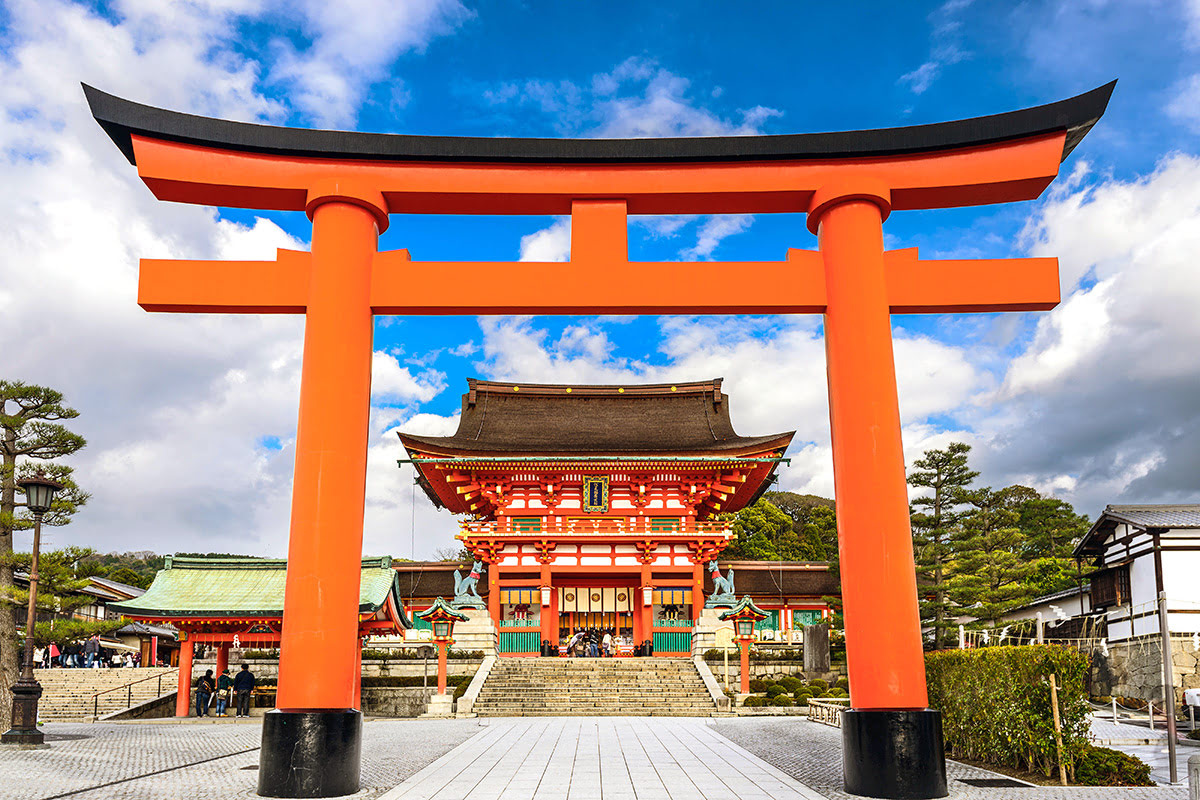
<box><xmin>1074</xmin><ymin>745</ymin><xmax>1153</xmax><ymax>786</ymax></box>
<box><xmin>793</xmin><ymin>690</ymin><xmax>812</xmax><ymax>702</ymax></box>
<box><xmin>453</xmin><ymin>680</ymin><xmax>469</xmax><ymax>701</ymax></box>
<box><xmin>807</xmin><ymin>678</ymin><xmax>828</xmax><ymax>692</ymax></box>
<box><xmin>770</xmin><ymin>695</ymin><xmax>793</xmax><ymax>707</ymax></box>
<box><xmin>361</xmin><ymin>675</ymin><xmax>469</xmax><ymax>688</ymax></box>
<box><xmin>926</xmin><ymin>645</ymin><xmax>1090</xmax><ymax>779</ymax></box>
<box><xmin>834</xmin><ymin>677</ymin><xmax>849</xmax><ymax>690</ymax></box>
<box><xmin>778</xmin><ymin>677</ymin><xmax>803</xmax><ymax>692</ymax></box>
<box><xmin>829</xmin><ymin>688</ymin><xmax>848</xmax><ymax>698</ymax></box>
<box><xmin>743</xmin><ymin>696</ymin><xmax>766</xmax><ymax>708</ymax></box>
<box><xmin>748</xmin><ymin>679</ymin><xmax>769</xmax><ymax>693</ymax></box>
<box><xmin>766</xmin><ymin>684</ymin><xmax>786</xmax><ymax>698</ymax></box>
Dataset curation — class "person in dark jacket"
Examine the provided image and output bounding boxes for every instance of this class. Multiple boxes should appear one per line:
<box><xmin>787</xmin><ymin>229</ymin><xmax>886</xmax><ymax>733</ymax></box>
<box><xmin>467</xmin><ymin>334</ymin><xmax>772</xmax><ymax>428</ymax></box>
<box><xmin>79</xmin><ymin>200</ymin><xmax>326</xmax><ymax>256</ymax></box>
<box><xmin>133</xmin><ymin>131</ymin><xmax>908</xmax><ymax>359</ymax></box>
<box><xmin>196</xmin><ymin>669</ymin><xmax>216</xmax><ymax>716</ymax></box>
<box><xmin>233</xmin><ymin>663</ymin><xmax>255</xmax><ymax>717</ymax></box>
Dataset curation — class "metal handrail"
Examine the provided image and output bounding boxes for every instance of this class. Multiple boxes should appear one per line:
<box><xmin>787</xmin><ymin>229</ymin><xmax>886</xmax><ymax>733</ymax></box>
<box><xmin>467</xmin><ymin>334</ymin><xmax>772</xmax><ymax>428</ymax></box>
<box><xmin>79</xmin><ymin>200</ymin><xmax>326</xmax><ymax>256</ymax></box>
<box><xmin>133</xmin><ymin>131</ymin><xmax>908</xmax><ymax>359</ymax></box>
<box><xmin>91</xmin><ymin>668</ymin><xmax>179</xmax><ymax>721</ymax></box>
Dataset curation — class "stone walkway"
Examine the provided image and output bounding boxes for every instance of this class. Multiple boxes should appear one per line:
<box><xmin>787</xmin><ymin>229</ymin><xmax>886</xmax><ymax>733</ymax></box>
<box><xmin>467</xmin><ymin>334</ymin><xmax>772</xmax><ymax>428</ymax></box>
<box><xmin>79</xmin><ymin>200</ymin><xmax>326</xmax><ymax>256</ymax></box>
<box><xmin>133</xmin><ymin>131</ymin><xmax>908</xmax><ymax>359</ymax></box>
<box><xmin>379</xmin><ymin>718</ymin><xmax>824</xmax><ymax>800</ymax></box>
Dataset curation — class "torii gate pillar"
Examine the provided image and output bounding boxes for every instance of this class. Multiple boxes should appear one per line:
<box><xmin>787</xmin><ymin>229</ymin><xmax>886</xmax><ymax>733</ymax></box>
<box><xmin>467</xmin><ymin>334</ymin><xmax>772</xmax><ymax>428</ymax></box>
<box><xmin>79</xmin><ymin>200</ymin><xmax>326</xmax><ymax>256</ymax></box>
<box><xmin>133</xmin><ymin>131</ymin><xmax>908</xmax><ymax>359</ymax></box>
<box><xmin>85</xmin><ymin>80</ymin><xmax>1114</xmax><ymax>800</ymax></box>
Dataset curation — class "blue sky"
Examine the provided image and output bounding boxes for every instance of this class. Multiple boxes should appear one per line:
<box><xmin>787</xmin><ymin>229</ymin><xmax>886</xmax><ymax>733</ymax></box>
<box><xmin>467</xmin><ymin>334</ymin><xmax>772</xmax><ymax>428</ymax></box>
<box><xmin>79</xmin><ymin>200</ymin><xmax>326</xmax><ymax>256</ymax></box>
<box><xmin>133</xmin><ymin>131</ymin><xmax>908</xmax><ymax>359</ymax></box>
<box><xmin>2</xmin><ymin>0</ymin><xmax>1199</xmax><ymax>559</ymax></box>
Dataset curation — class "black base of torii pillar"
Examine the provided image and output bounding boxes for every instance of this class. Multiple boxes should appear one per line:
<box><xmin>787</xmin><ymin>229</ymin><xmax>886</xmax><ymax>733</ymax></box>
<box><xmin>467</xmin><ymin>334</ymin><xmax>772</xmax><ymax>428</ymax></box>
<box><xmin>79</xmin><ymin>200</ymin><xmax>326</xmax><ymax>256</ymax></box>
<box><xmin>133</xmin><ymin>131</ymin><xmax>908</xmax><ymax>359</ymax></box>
<box><xmin>258</xmin><ymin>710</ymin><xmax>362</xmax><ymax>798</ymax></box>
<box><xmin>843</xmin><ymin>710</ymin><xmax>947</xmax><ymax>799</ymax></box>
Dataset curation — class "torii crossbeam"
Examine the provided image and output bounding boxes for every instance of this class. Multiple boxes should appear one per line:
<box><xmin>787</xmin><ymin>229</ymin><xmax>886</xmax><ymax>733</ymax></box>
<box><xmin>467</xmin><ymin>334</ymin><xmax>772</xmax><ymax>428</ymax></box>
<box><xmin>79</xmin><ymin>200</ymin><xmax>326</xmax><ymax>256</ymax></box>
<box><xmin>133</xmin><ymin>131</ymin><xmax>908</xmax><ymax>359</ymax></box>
<box><xmin>87</xmin><ymin>81</ymin><xmax>1113</xmax><ymax>800</ymax></box>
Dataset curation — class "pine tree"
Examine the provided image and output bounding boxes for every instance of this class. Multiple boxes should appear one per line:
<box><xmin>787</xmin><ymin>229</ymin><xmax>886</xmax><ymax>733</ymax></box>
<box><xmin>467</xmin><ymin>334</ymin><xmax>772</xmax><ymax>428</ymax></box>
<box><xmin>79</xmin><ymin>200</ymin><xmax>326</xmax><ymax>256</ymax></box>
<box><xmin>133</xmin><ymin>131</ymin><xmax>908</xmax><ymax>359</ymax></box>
<box><xmin>948</xmin><ymin>487</ymin><xmax>1035</xmax><ymax>629</ymax></box>
<box><xmin>908</xmin><ymin>442</ymin><xmax>977</xmax><ymax>650</ymax></box>
<box><xmin>12</xmin><ymin>546</ymin><xmax>124</xmax><ymax>647</ymax></box>
<box><xmin>1</xmin><ymin>381</ymin><xmax>89</xmax><ymax>724</ymax></box>
<box><xmin>1007</xmin><ymin>487</ymin><xmax>1090</xmax><ymax>598</ymax></box>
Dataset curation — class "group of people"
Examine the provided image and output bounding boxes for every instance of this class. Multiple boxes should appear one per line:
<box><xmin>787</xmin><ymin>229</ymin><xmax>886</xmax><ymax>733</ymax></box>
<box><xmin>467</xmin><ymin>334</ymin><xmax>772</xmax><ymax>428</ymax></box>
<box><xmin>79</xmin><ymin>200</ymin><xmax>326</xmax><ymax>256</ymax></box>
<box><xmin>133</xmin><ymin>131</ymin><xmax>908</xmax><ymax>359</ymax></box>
<box><xmin>194</xmin><ymin>663</ymin><xmax>257</xmax><ymax>717</ymax></box>
<box><xmin>34</xmin><ymin>634</ymin><xmax>143</xmax><ymax>668</ymax></box>
<box><xmin>563</xmin><ymin>627</ymin><xmax>628</xmax><ymax>657</ymax></box>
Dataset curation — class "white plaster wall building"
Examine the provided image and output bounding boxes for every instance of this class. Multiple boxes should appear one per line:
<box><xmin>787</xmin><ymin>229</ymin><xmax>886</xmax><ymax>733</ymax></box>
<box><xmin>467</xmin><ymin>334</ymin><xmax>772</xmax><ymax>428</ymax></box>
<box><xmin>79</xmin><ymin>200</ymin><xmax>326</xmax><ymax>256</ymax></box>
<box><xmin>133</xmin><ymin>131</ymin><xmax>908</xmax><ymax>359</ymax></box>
<box><xmin>1075</xmin><ymin>504</ymin><xmax>1200</xmax><ymax>701</ymax></box>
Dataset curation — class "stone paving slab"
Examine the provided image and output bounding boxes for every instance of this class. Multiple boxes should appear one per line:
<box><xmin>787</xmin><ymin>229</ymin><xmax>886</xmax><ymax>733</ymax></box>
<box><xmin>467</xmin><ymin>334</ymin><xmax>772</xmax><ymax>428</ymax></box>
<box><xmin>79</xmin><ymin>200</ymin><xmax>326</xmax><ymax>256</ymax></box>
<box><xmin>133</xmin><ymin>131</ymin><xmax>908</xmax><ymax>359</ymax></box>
<box><xmin>0</xmin><ymin>718</ymin><xmax>482</xmax><ymax>800</ymax></box>
<box><xmin>713</xmin><ymin>717</ymin><xmax>1190</xmax><ymax>799</ymax></box>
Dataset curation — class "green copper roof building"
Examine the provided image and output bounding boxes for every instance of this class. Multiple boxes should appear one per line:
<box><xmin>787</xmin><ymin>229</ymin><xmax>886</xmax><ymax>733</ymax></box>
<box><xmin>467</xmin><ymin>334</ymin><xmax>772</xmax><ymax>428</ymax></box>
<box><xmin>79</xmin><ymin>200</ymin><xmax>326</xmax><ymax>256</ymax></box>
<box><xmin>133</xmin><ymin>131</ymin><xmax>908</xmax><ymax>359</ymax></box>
<box><xmin>109</xmin><ymin>555</ymin><xmax>409</xmax><ymax>624</ymax></box>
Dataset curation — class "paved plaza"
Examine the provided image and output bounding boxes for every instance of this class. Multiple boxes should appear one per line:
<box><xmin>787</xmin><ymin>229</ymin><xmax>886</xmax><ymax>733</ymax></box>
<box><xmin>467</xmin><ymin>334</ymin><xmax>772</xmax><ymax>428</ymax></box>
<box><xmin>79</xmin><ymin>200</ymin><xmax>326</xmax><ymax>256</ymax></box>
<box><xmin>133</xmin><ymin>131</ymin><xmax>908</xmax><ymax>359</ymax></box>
<box><xmin>0</xmin><ymin>716</ymin><xmax>1193</xmax><ymax>800</ymax></box>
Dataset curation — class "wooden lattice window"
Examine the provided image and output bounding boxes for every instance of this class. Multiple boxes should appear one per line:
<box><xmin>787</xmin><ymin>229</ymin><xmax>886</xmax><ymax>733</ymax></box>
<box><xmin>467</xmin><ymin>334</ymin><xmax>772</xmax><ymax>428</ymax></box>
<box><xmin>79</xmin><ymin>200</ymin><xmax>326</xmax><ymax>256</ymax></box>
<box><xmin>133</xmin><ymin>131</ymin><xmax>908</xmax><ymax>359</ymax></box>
<box><xmin>1090</xmin><ymin>564</ymin><xmax>1130</xmax><ymax>609</ymax></box>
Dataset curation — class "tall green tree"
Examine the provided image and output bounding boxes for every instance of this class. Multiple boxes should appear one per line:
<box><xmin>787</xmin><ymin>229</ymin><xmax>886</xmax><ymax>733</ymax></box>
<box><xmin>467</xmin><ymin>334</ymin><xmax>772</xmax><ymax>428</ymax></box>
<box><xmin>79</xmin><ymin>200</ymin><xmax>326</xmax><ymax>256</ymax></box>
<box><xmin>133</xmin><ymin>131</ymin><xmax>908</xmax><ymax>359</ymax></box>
<box><xmin>948</xmin><ymin>487</ymin><xmax>1034</xmax><ymax>628</ymax></box>
<box><xmin>724</xmin><ymin>496</ymin><xmax>837</xmax><ymax>562</ymax></box>
<box><xmin>763</xmin><ymin>491</ymin><xmax>838</xmax><ymax>563</ymax></box>
<box><xmin>1</xmin><ymin>382</ymin><xmax>89</xmax><ymax>723</ymax></box>
<box><xmin>908</xmin><ymin>442</ymin><xmax>977</xmax><ymax>649</ymax></box>
<box><xmin>1007</xmin><ymin>487</ymin><xmax>1090</xmax><ymax>598</ymax></box>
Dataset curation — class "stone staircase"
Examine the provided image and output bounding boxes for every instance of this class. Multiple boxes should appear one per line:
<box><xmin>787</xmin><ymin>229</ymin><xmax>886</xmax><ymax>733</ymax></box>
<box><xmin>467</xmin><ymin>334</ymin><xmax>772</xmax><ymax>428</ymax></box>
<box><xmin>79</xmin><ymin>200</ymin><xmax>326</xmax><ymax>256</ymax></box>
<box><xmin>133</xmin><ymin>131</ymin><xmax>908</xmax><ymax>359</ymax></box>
<box><xmin>33</xmin><ymin>668</ymin><xmax>178</xmax><ymax>721</ymax></box>
<box><xmin>472</xmin><ymin>658</ymin><xmax>717</xmax><ymax>717</ymax></box>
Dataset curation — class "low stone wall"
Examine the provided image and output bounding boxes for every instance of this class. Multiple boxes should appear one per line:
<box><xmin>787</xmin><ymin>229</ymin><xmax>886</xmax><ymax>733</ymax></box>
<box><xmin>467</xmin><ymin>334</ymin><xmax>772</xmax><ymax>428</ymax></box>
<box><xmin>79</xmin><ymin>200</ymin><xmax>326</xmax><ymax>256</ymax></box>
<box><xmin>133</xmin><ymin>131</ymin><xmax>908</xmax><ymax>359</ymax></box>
<box><xmin>1089</xmin><ymin>636</ymin><xmax>1200</xmax><ymax>705</ymax></box>
<box><xmin>361</xmin><ymin>687</ymin><xmax>440</xmax><ymax>717</ymax></box>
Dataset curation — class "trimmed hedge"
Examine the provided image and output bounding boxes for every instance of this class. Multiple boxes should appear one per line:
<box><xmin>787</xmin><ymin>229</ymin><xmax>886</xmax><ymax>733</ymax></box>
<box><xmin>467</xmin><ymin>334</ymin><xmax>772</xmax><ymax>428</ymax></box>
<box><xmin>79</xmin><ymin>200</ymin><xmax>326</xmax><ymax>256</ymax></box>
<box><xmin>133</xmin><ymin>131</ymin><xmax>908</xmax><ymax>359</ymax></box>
<box><xmin>769</xmin><ymin>695</ymin><xmax>793</xmax><ymax>707</ymax></box>
<box><xmin>748</xmin><ymin>679</ymin><xmax>769</xmax><ymax>693</ymax></box>
<box><xmin>926</xmin><ymin>646</ymin><xmax>1090</xmax><ymax>780</ymax></box>
<box><xmin>743</xmin><ymin>696</ymin><xmax>767</xmax><ymax>707</ymax></box>
<box><xmin>1074</xmin><ymin>745</ymin><xmax>1153</xmax><ymax>786</ymax></box>
<box><xmin>766</xmin><ymin>685</ymin><xmax>786</xmax><ymax>698</ymax></box>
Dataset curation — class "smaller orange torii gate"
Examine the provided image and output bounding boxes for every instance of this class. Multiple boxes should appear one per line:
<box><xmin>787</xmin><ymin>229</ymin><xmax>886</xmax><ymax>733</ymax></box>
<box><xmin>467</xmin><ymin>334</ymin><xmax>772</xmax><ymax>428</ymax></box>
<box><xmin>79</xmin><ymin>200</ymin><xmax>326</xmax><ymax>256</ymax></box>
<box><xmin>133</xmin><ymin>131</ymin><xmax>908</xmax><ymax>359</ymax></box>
<box><xmin>87</xmin><ymin>81</ymin><xmax>1113</xmax><ymax>800</ymax></box>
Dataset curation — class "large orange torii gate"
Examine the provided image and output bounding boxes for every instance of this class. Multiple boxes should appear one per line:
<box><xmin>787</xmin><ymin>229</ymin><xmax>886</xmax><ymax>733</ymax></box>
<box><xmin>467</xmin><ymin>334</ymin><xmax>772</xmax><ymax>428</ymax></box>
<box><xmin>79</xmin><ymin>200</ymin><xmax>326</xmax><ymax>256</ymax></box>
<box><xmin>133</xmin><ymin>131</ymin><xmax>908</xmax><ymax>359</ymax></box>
<box><xmin>87</xmin><ymin>81</ymin><xmax>1113</xmax><ymax>799</ymax></box>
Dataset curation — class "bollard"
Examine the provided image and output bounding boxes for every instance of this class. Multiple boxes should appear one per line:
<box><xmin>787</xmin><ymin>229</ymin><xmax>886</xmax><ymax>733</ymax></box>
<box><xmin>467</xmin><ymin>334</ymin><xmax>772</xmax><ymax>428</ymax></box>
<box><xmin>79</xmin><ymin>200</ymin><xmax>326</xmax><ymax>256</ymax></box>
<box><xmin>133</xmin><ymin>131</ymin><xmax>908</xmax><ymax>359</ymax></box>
<box><xmin>1189</xmin><ymin>753</ymin><xmax>1200</xmax><ymax>799</ymax></box>
<box><xmin>1150</xmin><ymin>701</ymin><xmax>1155</xmax><ymax>732</ymax></box>
<box><xmin>1114</xmin><ymin>697</ymin><xmax>1119</xmax><ymax>724</ymax></box>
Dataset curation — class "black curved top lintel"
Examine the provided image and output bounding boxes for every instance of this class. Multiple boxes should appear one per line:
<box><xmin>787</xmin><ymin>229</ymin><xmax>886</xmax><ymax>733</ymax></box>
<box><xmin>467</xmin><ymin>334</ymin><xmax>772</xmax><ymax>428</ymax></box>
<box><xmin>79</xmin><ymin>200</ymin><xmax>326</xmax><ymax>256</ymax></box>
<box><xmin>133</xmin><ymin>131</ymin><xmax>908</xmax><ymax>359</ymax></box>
<box><xmin>83</xmin><ymin>81</ymin><xmax>1115</xmax><ymax>168</ymax></box>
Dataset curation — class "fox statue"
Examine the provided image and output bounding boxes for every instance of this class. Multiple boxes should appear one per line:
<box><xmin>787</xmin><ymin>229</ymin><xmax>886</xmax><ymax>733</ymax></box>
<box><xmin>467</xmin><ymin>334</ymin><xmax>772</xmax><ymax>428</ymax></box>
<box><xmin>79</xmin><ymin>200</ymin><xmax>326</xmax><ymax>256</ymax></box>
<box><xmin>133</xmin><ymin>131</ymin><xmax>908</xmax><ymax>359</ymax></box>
<box><xmin>452</xmin><ymin>560</ymin><xmax>486</xmax><ymax>608</ymax></box>
<box><xmin>705</xmin><ymin>560</ymin><xmax>736</xmax><ymax>608</ymax></box>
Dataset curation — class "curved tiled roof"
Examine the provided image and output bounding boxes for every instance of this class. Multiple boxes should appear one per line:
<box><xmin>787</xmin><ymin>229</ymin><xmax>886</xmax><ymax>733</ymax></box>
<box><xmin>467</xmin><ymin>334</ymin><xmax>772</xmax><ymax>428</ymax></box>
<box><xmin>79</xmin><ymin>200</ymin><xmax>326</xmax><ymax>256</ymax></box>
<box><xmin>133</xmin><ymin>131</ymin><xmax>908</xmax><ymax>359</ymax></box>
<box><xmin>110</xmin><ymin>556</ymin><xmax>403</xmax><ymax>619</ymax></box>
<box><xmin>399</xmin><ymin>378</ymin><xmax>793</xmax><ymax>457</ymax></box>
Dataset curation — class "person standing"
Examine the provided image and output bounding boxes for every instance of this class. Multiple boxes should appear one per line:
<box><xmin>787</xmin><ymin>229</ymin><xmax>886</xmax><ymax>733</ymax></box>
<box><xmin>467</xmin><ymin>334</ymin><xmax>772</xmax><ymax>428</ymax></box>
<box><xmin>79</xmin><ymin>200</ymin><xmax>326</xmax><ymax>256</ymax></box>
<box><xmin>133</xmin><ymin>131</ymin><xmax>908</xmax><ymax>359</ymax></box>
<box><xmin>196</xmin><ymin>669</ymin><xmax>215</xmax><ymax>717</ymax></box>
<box><xmin>215</xmin><ymin>669</ymin><xmax>233</xmax><ymax>716</ymax></box>
<box><xmin>83</xmin><ymin>635</ymin><xmax>99</xmax><ymax>668</ymax></box>
<box><xmin>601</xmin><ymin>629</ymin><xmax>613</xmax><ymax>658</ymax></box>
<box><xmin>233</xmin><ymin>663</ymin><xmax>255</xmax><ymax>717</ymax></box>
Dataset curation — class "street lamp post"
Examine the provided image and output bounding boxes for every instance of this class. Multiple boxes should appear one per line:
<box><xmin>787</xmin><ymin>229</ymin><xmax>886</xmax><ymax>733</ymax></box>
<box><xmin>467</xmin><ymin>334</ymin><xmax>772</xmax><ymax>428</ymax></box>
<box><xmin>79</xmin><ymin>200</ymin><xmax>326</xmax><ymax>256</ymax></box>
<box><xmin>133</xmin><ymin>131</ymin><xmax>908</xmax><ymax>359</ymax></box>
<box><xmin>719</xmin><ymin>596</ymin><xmax>769</xmax><ymax>696</ymax></box>
<box><xmin>2</xmin><ymin>473</ymin><xmax>63</xmax><ymax>746</ymax></box>
<box><xmin>416</xmin><ymin>598</ymin><xmax>469</xmax><ymax>698</ymax></box>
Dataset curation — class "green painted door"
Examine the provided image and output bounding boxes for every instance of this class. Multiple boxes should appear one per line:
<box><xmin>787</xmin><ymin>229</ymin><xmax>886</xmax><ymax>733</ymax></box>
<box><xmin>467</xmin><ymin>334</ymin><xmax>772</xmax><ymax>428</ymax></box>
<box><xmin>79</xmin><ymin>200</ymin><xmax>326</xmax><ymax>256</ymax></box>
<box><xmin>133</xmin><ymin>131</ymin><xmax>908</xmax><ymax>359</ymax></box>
<box><xmin>499</xmin><ymin>630</ymin><xmax>540</xmax><ymax>654</ymax></box>
<box><xmin>652</xmin><ymin>631</ymin><xmax>692</xmax><ymax>654</ymax></box>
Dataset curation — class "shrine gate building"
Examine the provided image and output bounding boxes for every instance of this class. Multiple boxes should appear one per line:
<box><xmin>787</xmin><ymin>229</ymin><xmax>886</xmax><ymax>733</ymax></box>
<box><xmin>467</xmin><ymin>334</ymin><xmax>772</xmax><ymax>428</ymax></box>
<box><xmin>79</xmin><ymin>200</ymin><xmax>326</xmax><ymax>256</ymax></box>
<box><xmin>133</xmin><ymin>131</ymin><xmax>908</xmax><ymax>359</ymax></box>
<box><xmin>399</xmin><ymin>377</ymin><xmax>831</xmax><ymax>655</ymax></box>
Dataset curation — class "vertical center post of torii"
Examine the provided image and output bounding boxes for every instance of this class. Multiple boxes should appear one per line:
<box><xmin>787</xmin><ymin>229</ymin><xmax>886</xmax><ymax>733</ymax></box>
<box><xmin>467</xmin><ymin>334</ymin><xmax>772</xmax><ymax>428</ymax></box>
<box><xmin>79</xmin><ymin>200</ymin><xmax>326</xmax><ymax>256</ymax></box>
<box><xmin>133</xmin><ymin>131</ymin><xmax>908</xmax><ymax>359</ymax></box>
<box><xmin>275</xmin><ymin>192</ymin><xmax>385</xmax><ymax>712</ymax></box>
<box><xmin>813</xmin><ymin>186</ymin><xmax>928</xmax><ymax>711</ymax></box>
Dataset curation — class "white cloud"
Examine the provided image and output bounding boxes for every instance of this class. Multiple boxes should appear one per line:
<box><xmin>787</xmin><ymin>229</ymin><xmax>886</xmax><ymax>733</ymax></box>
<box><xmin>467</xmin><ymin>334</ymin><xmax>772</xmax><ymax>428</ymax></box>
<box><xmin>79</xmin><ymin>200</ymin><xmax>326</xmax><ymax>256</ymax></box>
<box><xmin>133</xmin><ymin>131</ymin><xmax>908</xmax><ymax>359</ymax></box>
<box><xmin>899</xmin><ymin>0</ymin><xmax>973</xmax><ymax>95</ymax></box>
<box><xmin>518</xmin><ymin>218</ymin><xmax>571</xmax><ymax>262</ymax></box>
<box><xmin>371</xmin><ymin>351</ymin><xmax>446</xmax><ymax>404</ymax></box>
<box><xmin>1167</xmin><ymin>73</ymin><xmax>1200</xmax><ymax>132</ymax></box>
<box><xmin>974</xmin><ymin>152</ymin><xmax>1200</xmax><ymax>511</ymax></box>
<box><xmin>267</xmin><ymin>0</ymin><xmax>473</xmax><ymax>127</ymax></box>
